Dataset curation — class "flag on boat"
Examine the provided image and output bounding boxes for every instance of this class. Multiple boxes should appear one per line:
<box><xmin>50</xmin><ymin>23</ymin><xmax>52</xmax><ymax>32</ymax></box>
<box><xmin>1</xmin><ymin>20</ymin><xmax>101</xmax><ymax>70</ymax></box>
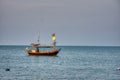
<box><xmin>52</xmin><ymin>33</ymin><xmax>56</xmax><ymax>41</ymax></box>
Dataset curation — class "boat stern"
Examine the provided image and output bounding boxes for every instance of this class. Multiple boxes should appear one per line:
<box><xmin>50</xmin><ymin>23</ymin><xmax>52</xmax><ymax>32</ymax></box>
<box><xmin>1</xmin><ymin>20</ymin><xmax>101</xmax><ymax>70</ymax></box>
<box><xmin>26</xmin><ymin>47</ymin><xmax>31</xmax><ymax>52</ymax></box>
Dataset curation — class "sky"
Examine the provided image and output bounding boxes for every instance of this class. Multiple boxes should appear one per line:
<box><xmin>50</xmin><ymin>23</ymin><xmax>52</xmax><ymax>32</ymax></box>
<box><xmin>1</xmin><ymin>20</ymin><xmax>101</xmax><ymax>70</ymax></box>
<box><xmin>0</xmin><ymin>0</ymin><xmax>120</xmax><ymax>46</ymax></box>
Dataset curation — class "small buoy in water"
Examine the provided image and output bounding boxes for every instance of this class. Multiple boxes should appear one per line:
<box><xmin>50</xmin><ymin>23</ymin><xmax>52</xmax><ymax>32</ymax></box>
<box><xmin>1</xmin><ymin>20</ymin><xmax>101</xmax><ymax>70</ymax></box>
<box><xmin>117</xmin><ymin>68</ymin><xmax>120</xmax><ymax>70</ymax></box>
<box><xmin>5</xmin><ymin>68</ymin><xmax>10</xmax><ymax>71</ymax></box>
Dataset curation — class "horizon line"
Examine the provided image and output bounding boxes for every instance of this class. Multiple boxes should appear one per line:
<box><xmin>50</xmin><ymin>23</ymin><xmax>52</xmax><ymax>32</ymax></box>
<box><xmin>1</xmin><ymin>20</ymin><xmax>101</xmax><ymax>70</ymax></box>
<box><xmin>0</xmin><ymin>44</ymin><xmax>120</xmax><ymax>47</ymax></box>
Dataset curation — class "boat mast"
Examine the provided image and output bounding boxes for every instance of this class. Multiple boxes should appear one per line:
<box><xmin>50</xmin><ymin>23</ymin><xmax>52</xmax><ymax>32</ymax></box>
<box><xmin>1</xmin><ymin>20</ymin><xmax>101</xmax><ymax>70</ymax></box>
<box><xmin>36</xmin><ymin>32</ymin><xmax>40</xmax><ymax>52</ymax></box>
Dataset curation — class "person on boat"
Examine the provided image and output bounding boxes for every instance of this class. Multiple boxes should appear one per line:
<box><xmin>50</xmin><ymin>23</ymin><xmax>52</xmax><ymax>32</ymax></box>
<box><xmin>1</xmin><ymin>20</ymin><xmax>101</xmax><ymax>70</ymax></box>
<box><xmin>35</xmin><ymin>47</ymin><xmax>39</xmax><ymax>52</ymax></box>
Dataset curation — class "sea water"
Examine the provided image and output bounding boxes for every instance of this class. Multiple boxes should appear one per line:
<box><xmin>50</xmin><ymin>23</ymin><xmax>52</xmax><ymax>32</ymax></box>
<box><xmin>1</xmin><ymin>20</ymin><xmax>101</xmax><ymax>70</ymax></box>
<box><xmin>0</xmin><ymin>46</ymin><xmax>120</xmax><ymax>80</ymax></box>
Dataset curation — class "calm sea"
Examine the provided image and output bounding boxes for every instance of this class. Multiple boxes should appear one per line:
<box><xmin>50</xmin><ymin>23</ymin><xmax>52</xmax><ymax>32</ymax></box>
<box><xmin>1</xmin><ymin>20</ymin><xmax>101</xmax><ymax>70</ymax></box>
<box><xmin>0</xmin><ymin>46</ymin><xmax>120</xmax><ymax>80</ymax></box>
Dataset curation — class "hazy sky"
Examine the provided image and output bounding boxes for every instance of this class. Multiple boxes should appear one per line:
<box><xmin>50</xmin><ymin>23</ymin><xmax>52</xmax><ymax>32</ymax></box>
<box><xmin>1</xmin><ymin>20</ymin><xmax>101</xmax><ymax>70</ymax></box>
<box><xmin>0</xmin><ymin>0</ymin><xmax>120</xmax><ymax>46</ymax></box>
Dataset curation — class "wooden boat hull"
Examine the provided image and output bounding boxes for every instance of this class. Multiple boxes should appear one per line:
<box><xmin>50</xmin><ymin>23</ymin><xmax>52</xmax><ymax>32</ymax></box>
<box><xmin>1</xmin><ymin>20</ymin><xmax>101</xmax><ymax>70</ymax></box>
<box><xmin>27</xmin><ymin>49</ymin><xmax>61</xmax><ymax>56</ymax></box>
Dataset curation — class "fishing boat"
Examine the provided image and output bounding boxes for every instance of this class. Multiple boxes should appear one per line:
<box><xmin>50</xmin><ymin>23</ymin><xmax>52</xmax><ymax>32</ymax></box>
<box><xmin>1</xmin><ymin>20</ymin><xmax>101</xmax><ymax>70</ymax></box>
<box><xmin>26</xmin><ymin>33</ymin><xmax>61</xmax><ymax>56</ymax></box>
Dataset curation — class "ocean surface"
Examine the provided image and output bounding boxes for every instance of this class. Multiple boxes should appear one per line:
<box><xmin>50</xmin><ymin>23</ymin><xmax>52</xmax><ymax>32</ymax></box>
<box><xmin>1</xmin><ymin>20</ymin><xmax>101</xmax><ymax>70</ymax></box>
<box><xmin>0</xmin><ymin>46</ymin><xmax>120</xmax><ymax>80</ymax></box>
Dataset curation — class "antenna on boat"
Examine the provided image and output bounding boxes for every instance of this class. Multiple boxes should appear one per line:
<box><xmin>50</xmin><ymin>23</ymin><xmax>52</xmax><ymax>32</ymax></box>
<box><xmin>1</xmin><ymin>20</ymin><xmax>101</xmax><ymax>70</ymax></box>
<box><xmin>37</xmin><ymin>32</ymin><xmax>40</xmax><ymax>44</ymax></box>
